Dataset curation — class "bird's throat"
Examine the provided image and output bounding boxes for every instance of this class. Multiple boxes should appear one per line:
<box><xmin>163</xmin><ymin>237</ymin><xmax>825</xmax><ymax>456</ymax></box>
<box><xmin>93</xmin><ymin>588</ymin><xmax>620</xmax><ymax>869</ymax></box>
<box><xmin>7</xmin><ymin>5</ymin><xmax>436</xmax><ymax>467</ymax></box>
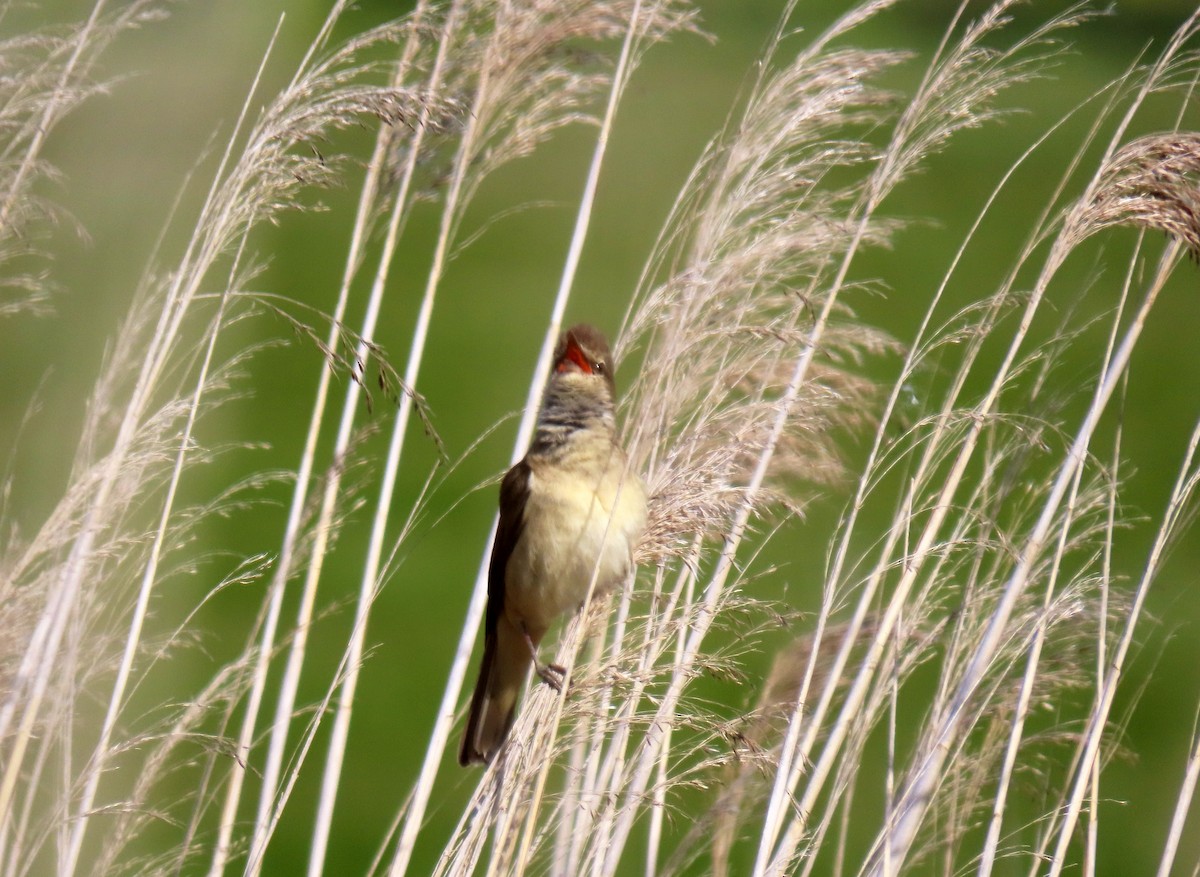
<box><xmin>531</xmin><ymin>384</ymin><xmax>613</xmax><ymax>454</ymax></box>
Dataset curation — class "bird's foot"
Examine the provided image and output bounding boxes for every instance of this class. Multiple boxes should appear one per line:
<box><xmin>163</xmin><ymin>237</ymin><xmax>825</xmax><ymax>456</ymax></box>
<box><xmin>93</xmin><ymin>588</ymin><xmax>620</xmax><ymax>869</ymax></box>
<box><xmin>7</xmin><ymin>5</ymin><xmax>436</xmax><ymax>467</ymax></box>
<box><xmin>536</xmin><ymin>662</ymin><xmax>567</xmax><ymax>692</ymax></box>
<box><xmin>519</xmin><ymin>624</ymin><xmax>572</xmax><ymax>693</ymax></box>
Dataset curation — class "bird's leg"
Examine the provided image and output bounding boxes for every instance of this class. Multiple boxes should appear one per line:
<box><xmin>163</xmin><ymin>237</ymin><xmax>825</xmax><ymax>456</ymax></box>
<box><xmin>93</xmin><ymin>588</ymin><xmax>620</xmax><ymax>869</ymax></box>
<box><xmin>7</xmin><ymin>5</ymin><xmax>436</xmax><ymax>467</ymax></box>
<box><xmin>520</xmin><ymin>623</ymin><xmax>566</xmax><ymax>692</ymax></box>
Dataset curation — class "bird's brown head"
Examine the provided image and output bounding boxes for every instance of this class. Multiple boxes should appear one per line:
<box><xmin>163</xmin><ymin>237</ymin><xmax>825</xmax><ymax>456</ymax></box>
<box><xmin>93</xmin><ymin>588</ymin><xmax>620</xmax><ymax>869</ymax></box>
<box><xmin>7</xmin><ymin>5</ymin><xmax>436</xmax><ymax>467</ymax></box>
<box><xmin>552</xmin><ymin>324</ymin><xmax>616</xmax><ymax>398</ymax></box>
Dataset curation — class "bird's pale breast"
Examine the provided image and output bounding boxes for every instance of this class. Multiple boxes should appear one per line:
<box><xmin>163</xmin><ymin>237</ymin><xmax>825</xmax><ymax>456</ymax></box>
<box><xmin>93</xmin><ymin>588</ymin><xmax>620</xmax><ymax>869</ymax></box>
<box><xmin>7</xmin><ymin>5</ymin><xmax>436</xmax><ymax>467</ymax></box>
<box><xmin>504</xmin><ymin>443</ymin><xmax>645</xmax><ymax>635</ymax></box>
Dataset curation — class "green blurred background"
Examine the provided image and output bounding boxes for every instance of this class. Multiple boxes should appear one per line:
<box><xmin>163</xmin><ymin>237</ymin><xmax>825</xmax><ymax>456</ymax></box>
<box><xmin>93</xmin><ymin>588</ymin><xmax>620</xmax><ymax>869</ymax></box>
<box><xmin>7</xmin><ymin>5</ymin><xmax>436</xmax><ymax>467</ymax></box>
<box><xmin>6</xmin><ymin>0</ymin><xmax>1200</xmax><ymax>873</ymax></box>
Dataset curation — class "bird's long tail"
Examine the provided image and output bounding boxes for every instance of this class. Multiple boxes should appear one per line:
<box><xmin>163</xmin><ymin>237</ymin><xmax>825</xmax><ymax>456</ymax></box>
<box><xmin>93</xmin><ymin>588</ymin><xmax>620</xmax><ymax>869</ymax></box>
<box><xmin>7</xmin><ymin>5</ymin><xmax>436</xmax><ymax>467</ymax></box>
<box><xmin>460</xmin><ymin>614</ymin><xmax>531</xmax><ymax>765</ymax></box>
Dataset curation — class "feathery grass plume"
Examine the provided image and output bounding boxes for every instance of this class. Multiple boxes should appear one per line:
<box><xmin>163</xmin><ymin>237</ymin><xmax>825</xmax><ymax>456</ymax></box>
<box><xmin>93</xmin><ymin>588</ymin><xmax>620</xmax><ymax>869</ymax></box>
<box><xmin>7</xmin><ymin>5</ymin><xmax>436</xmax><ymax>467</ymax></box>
<box><xmin>742</xmin><ymin>10</ymin><xmax>1200</xmax><ymax>877</ymax></box>
<box><xmin>587</xmin><ymin>4</ymin><xmax>1090</xmax><ymax>874</ymax></box>
<box><xmin>0</xmin><ymin>3</ymin><xmax>452</xmax><ymax>875</ymax></box>
<box><xmin>0</xmin><ymin>0</ymin><xmax>161</xmax><ymax>700</ymax></box>
<box><xmin>0</xmin><ymin>0</ymin><xmax>164</xmax><ymax>319</ymax></box>
<box><xmin>1068</xmin><ymin>131</ymin><xmax>1200</xmax><ymax>260</ymax></box>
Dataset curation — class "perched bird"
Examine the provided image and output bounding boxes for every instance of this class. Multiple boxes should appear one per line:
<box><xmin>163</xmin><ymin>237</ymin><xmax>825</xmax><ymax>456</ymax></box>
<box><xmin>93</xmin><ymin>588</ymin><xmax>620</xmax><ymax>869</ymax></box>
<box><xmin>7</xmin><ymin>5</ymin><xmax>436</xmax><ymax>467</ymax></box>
<box><xmin>460</xmin><ymin>324</ymin><xmax>646</xmax><ymax>766</ymax></box>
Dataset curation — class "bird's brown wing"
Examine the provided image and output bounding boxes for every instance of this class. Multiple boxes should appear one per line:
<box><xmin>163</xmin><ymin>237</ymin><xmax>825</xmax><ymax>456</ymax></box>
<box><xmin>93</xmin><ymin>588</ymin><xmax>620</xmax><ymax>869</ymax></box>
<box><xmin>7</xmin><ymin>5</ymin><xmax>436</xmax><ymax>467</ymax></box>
<box><xmin>486</xmin><ymin>457</ymin><xmax>531</xmax><ymax>631</ymax></box>
<box><xmin>460</xmin><ymin>458</ymin><xmax>531</xmax><ymax>765</ymax></box>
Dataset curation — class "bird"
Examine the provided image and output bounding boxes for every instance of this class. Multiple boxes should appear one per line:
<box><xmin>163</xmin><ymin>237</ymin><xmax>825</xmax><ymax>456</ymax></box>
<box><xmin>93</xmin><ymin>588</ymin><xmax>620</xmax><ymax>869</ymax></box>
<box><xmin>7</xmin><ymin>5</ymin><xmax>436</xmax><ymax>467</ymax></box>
<box><xmin>459</xmin><ymin>324</ymin><xmax>646</xmax><ymax>766</ymax></box>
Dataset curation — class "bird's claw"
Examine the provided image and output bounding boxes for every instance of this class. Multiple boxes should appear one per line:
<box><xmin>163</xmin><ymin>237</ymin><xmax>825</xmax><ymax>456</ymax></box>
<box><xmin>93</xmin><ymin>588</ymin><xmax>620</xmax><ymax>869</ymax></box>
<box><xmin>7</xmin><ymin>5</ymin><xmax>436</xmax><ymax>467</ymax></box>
<box><xmin>536</xmin><ymin>662</ymin><xmax>567</xmax><ymax>692</ymax></box>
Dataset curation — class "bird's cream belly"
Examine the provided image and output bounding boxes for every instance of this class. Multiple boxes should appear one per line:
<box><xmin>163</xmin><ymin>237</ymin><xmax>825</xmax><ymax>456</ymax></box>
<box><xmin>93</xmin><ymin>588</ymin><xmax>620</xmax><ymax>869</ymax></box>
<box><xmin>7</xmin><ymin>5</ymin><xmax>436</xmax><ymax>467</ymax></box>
<box><xmin>504</xmin><ymin>464</ymin><xmax>644</xmax><ymax>635</ymax></box>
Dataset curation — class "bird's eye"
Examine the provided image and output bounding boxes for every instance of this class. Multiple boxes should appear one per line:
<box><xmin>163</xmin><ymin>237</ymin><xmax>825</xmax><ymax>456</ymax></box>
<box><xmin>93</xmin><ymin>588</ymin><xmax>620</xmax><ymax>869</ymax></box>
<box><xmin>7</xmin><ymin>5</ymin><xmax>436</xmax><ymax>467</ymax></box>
<box><xmin>594</xmin><ymin>361</ymin><xmax>607</xmax><ymax>375</ymax></box>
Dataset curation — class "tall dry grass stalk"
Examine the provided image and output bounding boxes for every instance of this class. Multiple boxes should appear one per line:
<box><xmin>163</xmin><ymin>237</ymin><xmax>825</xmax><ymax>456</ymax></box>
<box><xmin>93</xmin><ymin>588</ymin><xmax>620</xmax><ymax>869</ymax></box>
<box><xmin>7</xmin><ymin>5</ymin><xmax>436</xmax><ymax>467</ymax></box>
<box><xmin>2</xmin><ymin>1</ymin><xmax>1200</xmax><ymax>875</ymax></box>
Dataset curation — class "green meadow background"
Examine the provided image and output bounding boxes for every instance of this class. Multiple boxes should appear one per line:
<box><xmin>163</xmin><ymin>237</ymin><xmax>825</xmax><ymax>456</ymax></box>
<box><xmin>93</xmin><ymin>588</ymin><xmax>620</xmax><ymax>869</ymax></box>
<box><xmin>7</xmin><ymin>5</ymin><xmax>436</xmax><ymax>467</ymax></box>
<box><xmin>5</xmin><ymin>1</ymin><xmax>1200</xmax><ymax>873</ymax></box>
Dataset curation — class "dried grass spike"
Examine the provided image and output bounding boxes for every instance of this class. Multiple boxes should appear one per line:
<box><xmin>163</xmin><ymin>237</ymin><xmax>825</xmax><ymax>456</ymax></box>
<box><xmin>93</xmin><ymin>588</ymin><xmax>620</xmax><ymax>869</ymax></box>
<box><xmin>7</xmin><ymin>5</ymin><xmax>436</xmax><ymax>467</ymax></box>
<box><xmin>1075</xmin><ymin>132</ymin><xmax>1200</xmax><ymax>259</ymax></box>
